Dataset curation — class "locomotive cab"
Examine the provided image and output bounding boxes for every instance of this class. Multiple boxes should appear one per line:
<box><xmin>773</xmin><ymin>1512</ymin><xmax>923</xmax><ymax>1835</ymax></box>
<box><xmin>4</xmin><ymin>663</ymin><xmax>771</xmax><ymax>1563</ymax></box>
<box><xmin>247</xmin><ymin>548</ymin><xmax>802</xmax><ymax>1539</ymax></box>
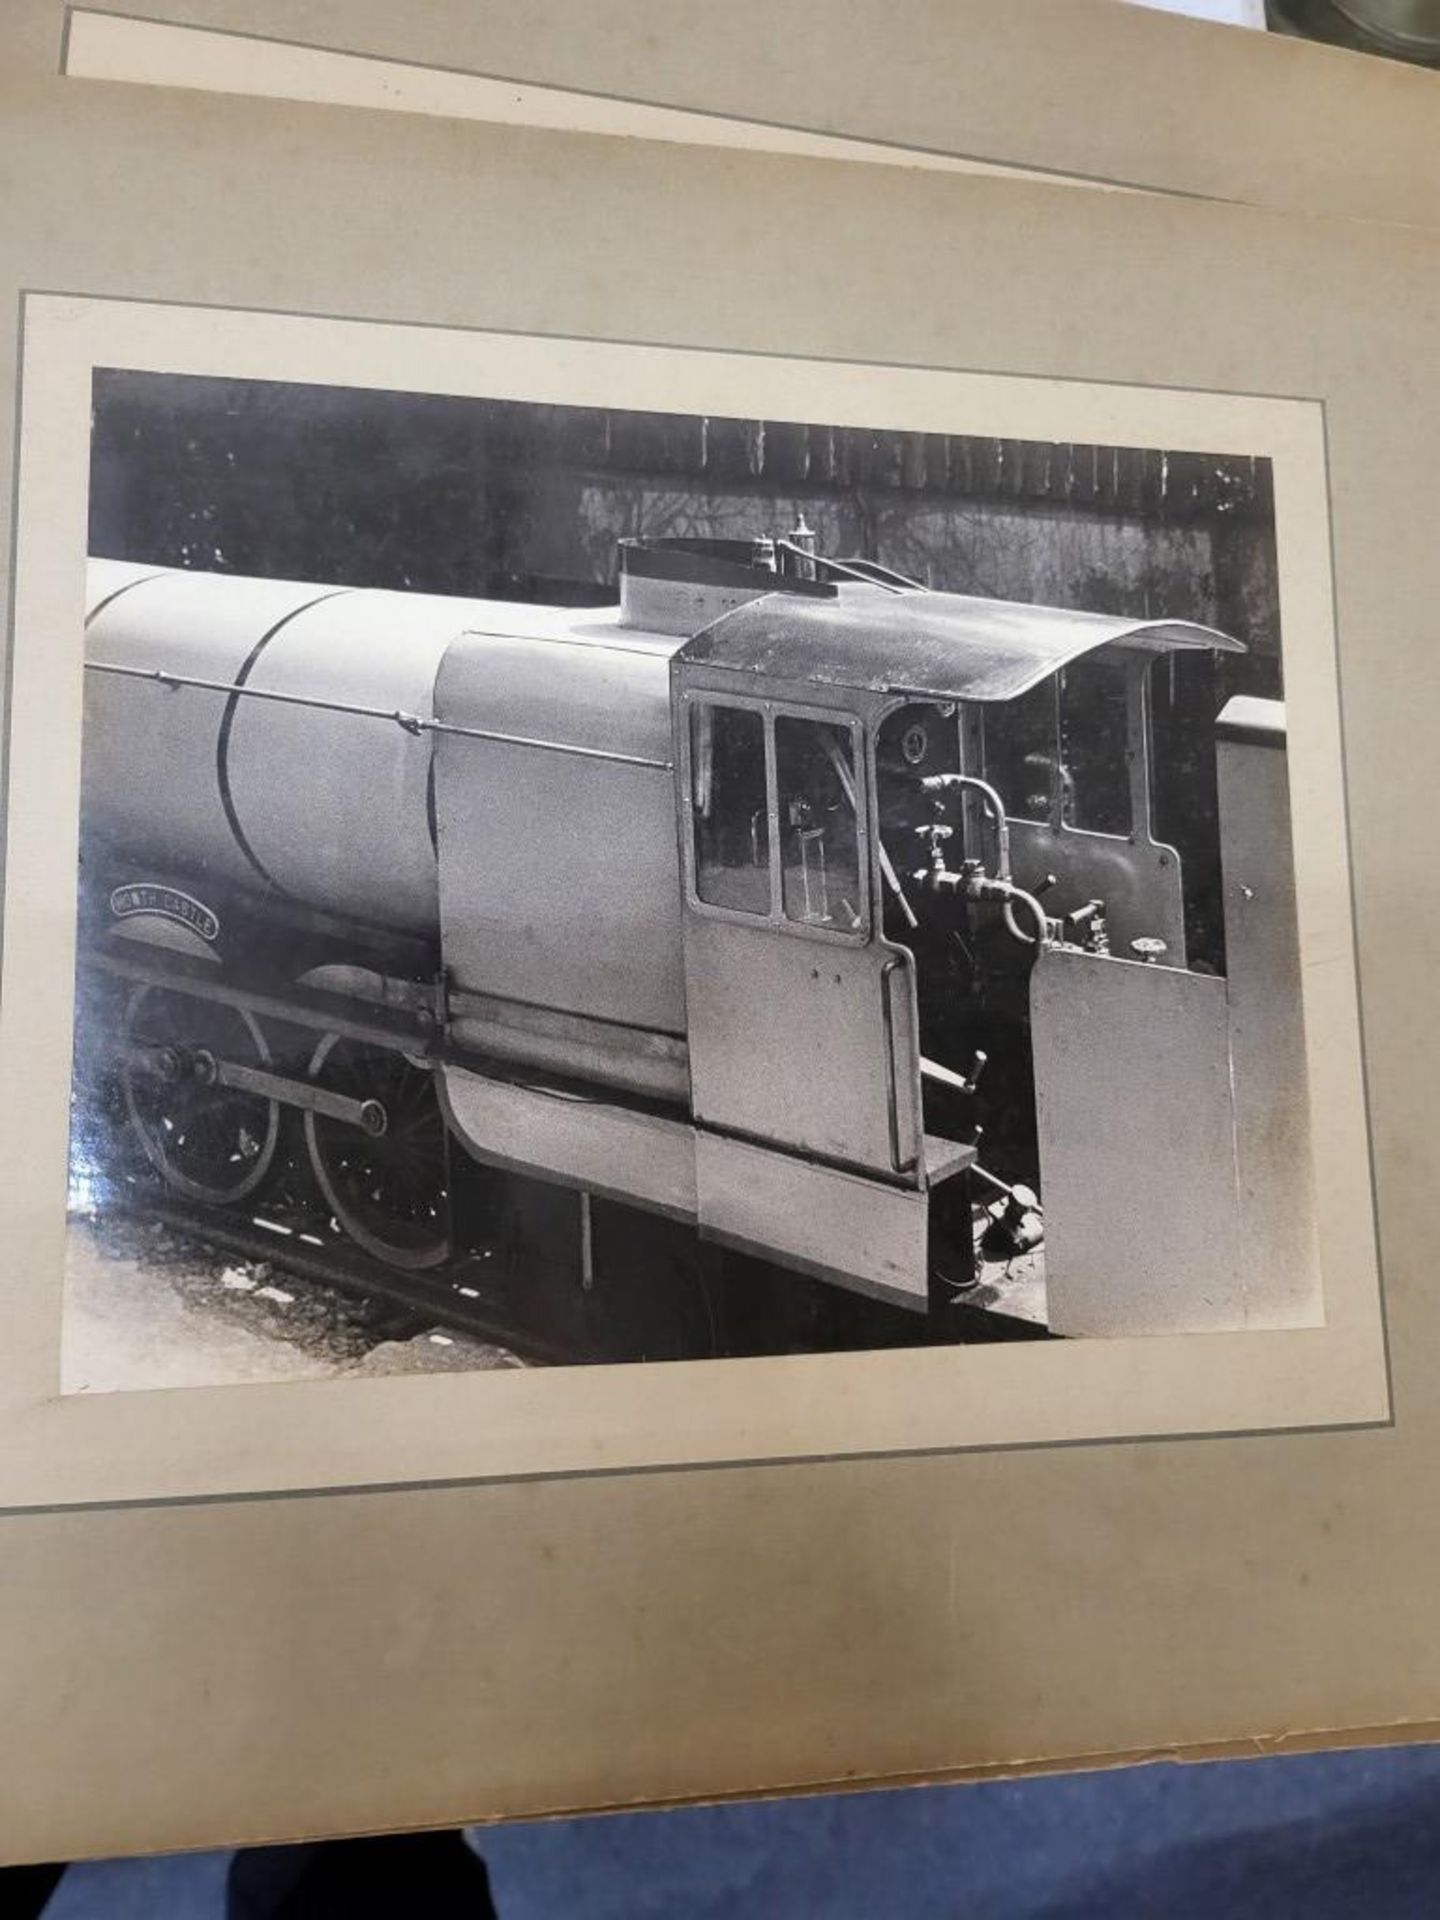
<box><xmin>669</xmin><ymin>550</ymin><xmax>1314</xmax><ymax>1333</ymax></box>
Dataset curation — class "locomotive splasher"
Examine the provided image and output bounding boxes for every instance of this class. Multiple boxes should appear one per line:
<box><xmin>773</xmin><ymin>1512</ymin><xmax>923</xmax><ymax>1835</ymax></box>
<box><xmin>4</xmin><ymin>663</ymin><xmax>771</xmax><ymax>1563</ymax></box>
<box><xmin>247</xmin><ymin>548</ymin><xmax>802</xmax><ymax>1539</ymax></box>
<box><xmin>76</xmin><ymin>535</ymin><xmax>1321</xmax><ymax>1342</ymax></box>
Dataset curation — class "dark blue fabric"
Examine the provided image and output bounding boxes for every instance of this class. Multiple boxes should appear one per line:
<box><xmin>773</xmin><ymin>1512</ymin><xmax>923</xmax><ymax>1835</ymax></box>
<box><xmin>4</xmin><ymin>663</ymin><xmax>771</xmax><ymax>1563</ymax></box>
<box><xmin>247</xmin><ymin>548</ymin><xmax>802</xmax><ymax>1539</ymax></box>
<box><xmin>39</xmin><ymin>1744</ymin><xmax>1440</xmax><ymax>1918</ymax></box>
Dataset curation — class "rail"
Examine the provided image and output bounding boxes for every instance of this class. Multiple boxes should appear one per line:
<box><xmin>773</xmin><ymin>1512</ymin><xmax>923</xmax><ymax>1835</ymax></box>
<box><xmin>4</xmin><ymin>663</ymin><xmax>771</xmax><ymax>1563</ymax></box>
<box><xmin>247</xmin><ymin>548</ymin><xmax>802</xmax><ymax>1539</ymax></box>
<box><xmin>84</xmin><ymin>660</ymin><xmax>673</xmax><ymax>771</ymax></box>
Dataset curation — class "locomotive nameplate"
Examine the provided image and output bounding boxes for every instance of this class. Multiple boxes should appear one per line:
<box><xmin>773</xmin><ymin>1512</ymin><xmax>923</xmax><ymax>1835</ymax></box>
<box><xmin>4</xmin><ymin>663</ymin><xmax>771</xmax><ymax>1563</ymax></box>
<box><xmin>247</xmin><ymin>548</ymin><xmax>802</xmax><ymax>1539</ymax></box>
<box><xmin>109</xmin><ymin>882</ymin><xmax>220</xmax><ymax>943</ymax></box>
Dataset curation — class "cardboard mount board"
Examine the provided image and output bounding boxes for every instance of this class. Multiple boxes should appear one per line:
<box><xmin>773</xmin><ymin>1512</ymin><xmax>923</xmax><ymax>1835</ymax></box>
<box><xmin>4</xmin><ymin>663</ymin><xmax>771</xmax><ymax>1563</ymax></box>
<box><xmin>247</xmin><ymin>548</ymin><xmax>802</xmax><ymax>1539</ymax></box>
<box><xmin>0</xmin><ymin>0</ymin><xmax>1436</xmax><ymax>1864</ymax></box>
<box><xmin>4</xmin><ymin>295</ymin><xmax>1379</xmax><ymax>1503</ymax></box>
<box><xmin>44</xmin><ymin>0</ymin><xmax>1440</xmax><ymax>224</ymax></box>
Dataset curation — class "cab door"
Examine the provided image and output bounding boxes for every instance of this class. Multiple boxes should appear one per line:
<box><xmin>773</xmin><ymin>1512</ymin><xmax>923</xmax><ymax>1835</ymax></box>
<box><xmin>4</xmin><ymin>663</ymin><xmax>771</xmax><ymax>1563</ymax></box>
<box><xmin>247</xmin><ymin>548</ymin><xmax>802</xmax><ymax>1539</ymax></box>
<box><xmin>677</xmin><ymin>690</ymin><xmax>923</xmax><ymax>1183</ymax></box>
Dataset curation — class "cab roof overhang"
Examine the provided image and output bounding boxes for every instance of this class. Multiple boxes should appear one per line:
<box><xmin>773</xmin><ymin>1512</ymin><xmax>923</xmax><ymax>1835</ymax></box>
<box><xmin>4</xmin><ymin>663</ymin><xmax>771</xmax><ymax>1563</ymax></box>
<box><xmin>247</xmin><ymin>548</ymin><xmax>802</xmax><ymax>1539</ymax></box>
<box><xmin>678</xmin><ymin>583</ymin><xmax>1244</xmax><ymax>704</ymax></box>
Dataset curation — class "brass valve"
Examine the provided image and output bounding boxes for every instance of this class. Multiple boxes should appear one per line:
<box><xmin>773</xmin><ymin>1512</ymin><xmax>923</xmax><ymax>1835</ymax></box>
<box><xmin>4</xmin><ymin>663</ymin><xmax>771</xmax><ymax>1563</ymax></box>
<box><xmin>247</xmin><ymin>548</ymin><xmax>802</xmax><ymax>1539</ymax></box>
<box><xmin>914</xmin><ymin>822</ymin><xmax>953</xmax><ymax>873</ymax></box>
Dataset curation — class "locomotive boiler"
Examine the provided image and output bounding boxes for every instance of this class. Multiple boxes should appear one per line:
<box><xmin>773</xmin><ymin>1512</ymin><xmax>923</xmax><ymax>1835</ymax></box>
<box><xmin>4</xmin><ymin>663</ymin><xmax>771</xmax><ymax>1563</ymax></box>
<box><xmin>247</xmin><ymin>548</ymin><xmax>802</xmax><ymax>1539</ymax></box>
<box><xmin>74</xmin><ymin>532</ymin><xmax>1322</xmax><ymax>1352</ymax></box>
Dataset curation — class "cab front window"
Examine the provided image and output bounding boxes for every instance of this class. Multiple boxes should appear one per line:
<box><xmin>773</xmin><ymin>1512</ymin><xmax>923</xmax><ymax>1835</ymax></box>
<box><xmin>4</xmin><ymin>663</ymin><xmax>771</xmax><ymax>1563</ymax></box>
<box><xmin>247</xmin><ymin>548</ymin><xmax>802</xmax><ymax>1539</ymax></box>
<box><xmin>688</xmin><ymin>700</ymin><xmax>867</xmax><ymax>937</ymax></box>
<box><xmin>775</xmin><ymin>716</ymin><xmax>862</xmax><ymax>932</ymax></box>
<box><xmin>691</xmin><ymin>702</ymin><xmax>770</xmax><ymax>915</ymax></box>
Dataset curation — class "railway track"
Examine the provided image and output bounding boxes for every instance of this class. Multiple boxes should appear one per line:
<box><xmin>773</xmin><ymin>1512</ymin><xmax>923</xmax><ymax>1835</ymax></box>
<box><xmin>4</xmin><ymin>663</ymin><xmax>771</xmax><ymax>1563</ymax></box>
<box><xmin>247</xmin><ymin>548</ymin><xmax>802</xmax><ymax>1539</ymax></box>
<box><xmin>85</xmin><ymin>1168</ymin><xmax>1050</xmax><ymax>1378</ymax></box>
<box><xmin>98</xmin><ymin>1185</ymin><xmax>580</xmax><ymax>1367</ymax></box>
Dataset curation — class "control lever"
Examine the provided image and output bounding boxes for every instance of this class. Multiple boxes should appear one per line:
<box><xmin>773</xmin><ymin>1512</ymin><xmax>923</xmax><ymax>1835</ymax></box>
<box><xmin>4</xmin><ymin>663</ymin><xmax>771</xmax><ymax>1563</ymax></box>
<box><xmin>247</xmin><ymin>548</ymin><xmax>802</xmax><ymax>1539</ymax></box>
<box><xmin>920</xmin><ymin>1051</ymin><xmax>988</xmax><ymax>1098</ymax></box>
<box><xmin>1067</xmin><ymin>898</ymin><xmax>1110</xmax><ymax>957</ymax></box>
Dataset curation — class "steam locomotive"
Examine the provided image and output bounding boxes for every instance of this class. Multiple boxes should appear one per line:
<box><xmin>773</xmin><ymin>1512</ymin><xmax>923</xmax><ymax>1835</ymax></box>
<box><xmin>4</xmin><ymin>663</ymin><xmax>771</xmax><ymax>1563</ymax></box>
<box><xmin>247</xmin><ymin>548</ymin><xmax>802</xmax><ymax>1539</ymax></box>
<box><xmin>72</xmin><ymin>530</ymin><xmax>1321</xmax><ymax>1357</ymax></box>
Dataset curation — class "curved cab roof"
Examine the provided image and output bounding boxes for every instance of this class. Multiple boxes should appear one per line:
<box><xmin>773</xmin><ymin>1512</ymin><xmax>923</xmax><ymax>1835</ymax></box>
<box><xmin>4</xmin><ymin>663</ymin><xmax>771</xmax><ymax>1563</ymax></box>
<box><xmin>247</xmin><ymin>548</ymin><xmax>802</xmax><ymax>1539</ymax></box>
<box><xmin>679</xmin><ymin>581</ymin><xmax>1244</xmax><ymax>704</ymax></box>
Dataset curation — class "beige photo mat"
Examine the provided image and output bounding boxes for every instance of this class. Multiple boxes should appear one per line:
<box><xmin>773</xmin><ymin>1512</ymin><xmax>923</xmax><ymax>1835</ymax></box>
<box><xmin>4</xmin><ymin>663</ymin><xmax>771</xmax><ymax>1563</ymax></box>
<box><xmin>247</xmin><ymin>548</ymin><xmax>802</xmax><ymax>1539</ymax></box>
<box><xmin>1</xmin><ymin>290</ymin><xmax>1381</xmax><ymax>1511</ymax></box>
<box><xmin>1</xmin><ymin>7</ymin><xmax>1439</xmax><ymax>1859</ymax></box>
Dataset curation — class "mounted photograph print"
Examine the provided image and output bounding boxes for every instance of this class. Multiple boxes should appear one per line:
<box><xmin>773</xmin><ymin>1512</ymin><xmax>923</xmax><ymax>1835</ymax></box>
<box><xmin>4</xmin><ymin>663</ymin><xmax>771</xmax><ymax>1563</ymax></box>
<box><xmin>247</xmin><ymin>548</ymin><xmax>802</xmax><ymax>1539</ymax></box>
<box><xmin>67</xmin><ymin>360</ymin><xmax>1318</xmax><ymax>1391</ymax></box>
<box><xmin>0</xmin><ymin>294</ymin><xmax>1382</xmax><ymax>1505</ymax></box>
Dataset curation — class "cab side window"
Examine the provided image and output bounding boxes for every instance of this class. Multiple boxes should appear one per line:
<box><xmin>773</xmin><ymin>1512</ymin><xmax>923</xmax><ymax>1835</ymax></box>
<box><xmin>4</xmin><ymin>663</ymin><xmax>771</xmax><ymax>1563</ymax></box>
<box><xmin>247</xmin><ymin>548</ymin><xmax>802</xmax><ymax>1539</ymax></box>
<box><xmin>689</xmin><ymin>701</ymin><xmax>866</xmax><ymax>935</ymax></box>
<box><xmin>775</xmin><ymin>717</ymin><xmax>862</xmax><ymax>931</ymax></box>
<box><xmin>690</xmin><ymin>703</ymin><xmax>771</xmax><ymax>915</ymax></box>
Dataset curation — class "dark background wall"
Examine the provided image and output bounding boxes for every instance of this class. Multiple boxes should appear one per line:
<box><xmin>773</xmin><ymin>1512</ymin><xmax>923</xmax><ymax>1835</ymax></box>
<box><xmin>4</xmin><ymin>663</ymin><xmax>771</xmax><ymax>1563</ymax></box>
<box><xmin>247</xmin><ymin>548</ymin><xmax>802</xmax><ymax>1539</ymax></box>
<box><xmin>89</xmin><ymin>371</ymin><xmax>1282</xmax><ymax>700</ymax></box>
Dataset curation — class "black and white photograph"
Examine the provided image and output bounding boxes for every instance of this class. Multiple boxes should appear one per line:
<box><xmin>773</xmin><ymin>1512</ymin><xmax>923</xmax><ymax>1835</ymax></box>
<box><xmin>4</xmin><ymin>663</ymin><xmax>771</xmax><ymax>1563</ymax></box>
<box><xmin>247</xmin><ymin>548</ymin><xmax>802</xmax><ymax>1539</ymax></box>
<box><xmin>64</xmin><ymin>366</ymin><xmax>1318</xmax><ymax>1394</ymax></box>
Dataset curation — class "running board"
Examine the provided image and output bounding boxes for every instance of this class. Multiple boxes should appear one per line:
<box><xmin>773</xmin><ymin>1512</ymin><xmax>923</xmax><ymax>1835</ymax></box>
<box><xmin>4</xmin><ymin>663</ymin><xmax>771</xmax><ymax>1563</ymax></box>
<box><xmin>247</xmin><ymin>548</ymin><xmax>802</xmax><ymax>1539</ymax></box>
<box><xmin>440</xmin><ymin>1062</ymin><xmax>698</xmax><ymax>1222</ymax></box>
<box><xmin>440</xmin><ymin>1060</ymin><xmax>973</xmax><ymax>1310</ymax></box>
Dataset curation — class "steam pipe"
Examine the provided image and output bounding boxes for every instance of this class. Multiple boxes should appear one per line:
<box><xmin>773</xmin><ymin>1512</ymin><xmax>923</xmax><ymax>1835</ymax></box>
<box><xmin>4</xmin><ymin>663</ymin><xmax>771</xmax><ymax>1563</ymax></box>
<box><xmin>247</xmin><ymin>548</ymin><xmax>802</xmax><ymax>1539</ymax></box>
<box><xmin>920</xmin><ymin>772</ymin><xmax>1012</xmax><ymax>881</ymax></box>
<box><xmin>773</xmin><ymin>539</ymin><xmax>906</xmax><ymax>593</ymax></box>
<box><xmin>830</xmin><ymin>556</ymin><xmax>928</xmax><ymax>591</ymax></box>
<box><xmin>911</xmin><ymin>773</ymin><xmax>1046</xmax><ymax>945</ymax></box>
<box><xmin>999</xmin><ymin>884</ymin><xmax>1050</xmax><ymax>949</ymax></box>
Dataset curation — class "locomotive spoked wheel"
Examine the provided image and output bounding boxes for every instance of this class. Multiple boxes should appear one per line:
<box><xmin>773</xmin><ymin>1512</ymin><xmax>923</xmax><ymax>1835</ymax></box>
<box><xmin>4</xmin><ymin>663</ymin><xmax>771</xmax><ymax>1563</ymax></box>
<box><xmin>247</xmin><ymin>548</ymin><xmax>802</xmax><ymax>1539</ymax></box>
<box><xmin>303</xmin><ymin>1034</ymin><xmax>452</xmax><ymax>1271</ymax></box>
<box><xmin>121</xmin><ymin>986</ymin><xmax>281</xmax><ymax>1205</ymax></box>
